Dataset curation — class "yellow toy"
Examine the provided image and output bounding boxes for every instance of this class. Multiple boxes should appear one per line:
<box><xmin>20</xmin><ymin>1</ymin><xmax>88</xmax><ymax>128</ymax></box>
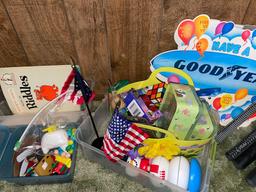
<box><xmin>55</xmin><ymin>155</ymin><xmax>71</xmax><ymax>168</ymax></box>
<box><xmin>134</xmin><ymin>123</ymin><xmax>211</xmax><ymax>157</ymax></box>
<box><xmin>138</xmin><ymin>138</ymin><xmax>180</xmax><ymax>160</ymax></box>
<box><xmin>42</xmin><ymin>125</ymin><xmax>57</xmax><ymax>133</ymax></box>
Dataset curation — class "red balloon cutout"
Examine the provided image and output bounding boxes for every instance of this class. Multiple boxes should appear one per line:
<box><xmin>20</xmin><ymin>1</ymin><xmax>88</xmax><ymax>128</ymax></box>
<box><xmin>241</xmin><ymin>30</ymin><xmax>251</xmax><ymax>42</ymax></box>
<box><xmin>213</xmin><ymin>97</ymin><xmax>221</xmax><ymax>110</ymax></box>
<box><xmin>178</xmin><ymin>19</ymin><xmax>195</xmax><ymax>45</ymax></box>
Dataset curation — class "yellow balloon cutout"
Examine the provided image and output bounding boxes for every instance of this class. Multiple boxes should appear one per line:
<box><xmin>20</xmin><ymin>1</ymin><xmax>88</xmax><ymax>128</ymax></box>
<box><xmin>235</xmin><ymin>88</ymin><xmax>248</xmax><ymax>101</ymax></box>
<box><xmin>194</xmin><ymin>14</ymin><xmax>210</xmax><ymax>39</ymax></box>
<box><xmin>196</xmin><ymin>38</ymin><xmax>208</xmax><ymax>56</ymax></box>
<box><xmin>220</xmin><ymin>94</ymin><xmax>233</xmax><ymax>108</ymax></box>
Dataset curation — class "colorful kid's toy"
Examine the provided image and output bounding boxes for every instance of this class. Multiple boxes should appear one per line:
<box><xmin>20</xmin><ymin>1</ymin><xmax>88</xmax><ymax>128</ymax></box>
<box><xmin>168</xmin><ymin>156</ymin><xmax>190</xmax><ymax>190</ymax></box>
<box><xmin>122</xmin><ymin>90</ymin><xmax>162</xmax><ymax>123</ymax></box>
<box><xmin>126</xmin><ymin>154</ymin><xmax>202</xmax><ymax>191</ymax></box>
<box><xmin>34</xmin><ymin>155</ymin><xmax>55</xmax><ymax>176</ymax></box>
<box><xmin>188</xmin><ymin>158</ymin><xmax>202</xmax><ymax>192</ymax></box>
<box><xmin>154</xmin><ymin>83</ymin><xmax>201</xmax><ymax>140</ymax></box>
<box><xmin>189</xmin><ymin>101</ymin><xmax>217</xmax><ymax>140</ymax></box>
<box><xmin>150</xmin><ymin>156</ymin><xmax>169</xmax><ymax>181</ymax></box>
<box><xmin>126</xmin><ymin>156</ymin><xmax>150</xmax><ymax>177</ymax></box>
<box><xmin>41</xmin><ymin>129</ymin><xmax>69</xmax><ymax>154</ymax></box>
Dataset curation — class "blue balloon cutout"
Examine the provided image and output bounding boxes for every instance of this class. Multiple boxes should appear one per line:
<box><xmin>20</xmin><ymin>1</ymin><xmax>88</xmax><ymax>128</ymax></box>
<box><xmin>222</xmin><ymin>22</ymin><xmax>234</xmax><ymax>35</ymax></box>
<box><xmin>231</xmin><ymin>107</ymin><xmax>244</xmax><ymax>119</ymax></box>
<box><xmin>252</xmin><ymin>30</ymin><xmax>256</xmax><ymax>38</ymax></box>
<box><xmin>251</xmin><ymin>96</ymin><xmax>256</xmax><ymax>103</ymax></box>
<box><xmin>221</xmin><ymin>114</ymin><xmax>226</xmax><ymax>121</ymax></box>
<box><xmin>251</xmin><ymin>37</ymin><xmax>256</xmax><ymax>49</ymax></box>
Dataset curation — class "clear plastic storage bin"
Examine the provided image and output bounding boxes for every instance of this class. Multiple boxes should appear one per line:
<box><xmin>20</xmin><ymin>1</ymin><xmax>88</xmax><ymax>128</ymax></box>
<box><xmin>76</xmin><ymin>98</ymin><xmax>216</xmax><ymax>192</ymax></box>
<box><xmin>0</xmin><ymin>110</ymin><xmax>84</xmax><ymax>185</ymax></box>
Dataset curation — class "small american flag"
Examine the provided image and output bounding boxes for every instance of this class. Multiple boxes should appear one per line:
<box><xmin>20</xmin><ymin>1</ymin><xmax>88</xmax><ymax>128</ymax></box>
<box><xmin>61</xmin><ymin>67</ymin><xmax>95</xmax><ymax>105</ymax></box>
<box><xmin>103</xmin><ymin>109</ymin><xmax>149</xmax><ymax>162</ymax></box>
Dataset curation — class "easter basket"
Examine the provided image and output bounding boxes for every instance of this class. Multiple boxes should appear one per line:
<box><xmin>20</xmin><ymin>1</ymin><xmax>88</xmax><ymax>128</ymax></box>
<box><xmin>113</xmin><ymin>67</ymin><xmax>218</xmax><ymax>158</ymax></box>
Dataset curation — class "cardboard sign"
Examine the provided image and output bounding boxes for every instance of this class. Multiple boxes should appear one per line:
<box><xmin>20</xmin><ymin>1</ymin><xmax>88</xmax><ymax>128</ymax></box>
<box><xmin>150</xmin><ymin>15</ymin><xmax>256</xmax><ymax>126</ymax></box>
<box><xmin>0</xmin><ymin>65</ymin><xmax>80</xmax><ymax>114</ymax></box>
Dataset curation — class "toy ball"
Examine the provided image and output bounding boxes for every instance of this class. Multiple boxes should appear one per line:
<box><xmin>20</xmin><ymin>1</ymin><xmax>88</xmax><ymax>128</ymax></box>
<box><xmin>168</xmin><ymin>156</ymin><xmax>190</xmax><ymax>190</ymax></box>
<box><xmin>150</xmin><ymin>156</ymin><xmax>169</xmax><ymax>180</ymax></box>
<box><xmin>168</xmin><ymin>74</ymin><xmax>180</xmax><ymax>84</ymax></box>
<box><xmin>188</xmin><ymin>158</ymin><xmax>202</xmax><ymax>192</ymax></box>
<box><xmin>231</xmin><ymin>107</ymin><xmax>244</xmax><ymax>119</ymax></box>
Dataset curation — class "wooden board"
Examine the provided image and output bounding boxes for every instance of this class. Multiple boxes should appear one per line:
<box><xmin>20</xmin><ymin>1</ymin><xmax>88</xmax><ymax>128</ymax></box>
<box><xmin>1</xmin><ymin>0</ymin><xmax>256</xmax><ymax>96</ymax></box>
<box><xmin>103</xmin><ymin>0</ymin><xmax>163</xmax><ymax>83</ymax></box>
<box><xmin>242</xmin><ymin>0</ymin><xmax>256</xmax><ymax>25</ymax></box>
<box><xmin>159</xmin><ymin>0</ymin><xmax>251</xmax><ymax>51</ymax></box>
<box><xmin>64</xmin><ymin>0</ymin><xmax>112</xmax><ymax>95</ymax></box>
<box><xmin>0</xmin><ymin>0</ymin><xmax>29</xmax><ymax>66</ymax></box>
<box><xmin>2</xmin><ymin>0</ymin><xmax>75</xmax><ymax>65</ymax></box>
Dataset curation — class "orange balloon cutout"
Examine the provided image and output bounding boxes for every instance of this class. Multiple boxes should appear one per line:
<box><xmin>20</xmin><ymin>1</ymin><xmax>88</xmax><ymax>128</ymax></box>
<box><xmin>178</xmin><ymin>19</ymin><xmax>195</xmax><ymax>45</ymax></box>
<box><xmin>196</xmin><ymin>38</ymin><xmax>208</xmax><ymax>56</ymax></box>
<box><xmin>235</xmin><ymin>88</ymin><xmax>248</xmax><ymax>101</ymax></box>
<box><xmin>194</xmin><ymin>14</ymin><xmax>210</xmax><ymax>39</ymax></box>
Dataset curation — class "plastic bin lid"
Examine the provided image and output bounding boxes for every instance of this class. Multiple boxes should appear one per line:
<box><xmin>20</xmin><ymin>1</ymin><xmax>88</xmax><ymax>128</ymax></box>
<box><xmin>0</xmin><ymin>125</ymin><xmax>11</xmax><ymax>162</ymax></box>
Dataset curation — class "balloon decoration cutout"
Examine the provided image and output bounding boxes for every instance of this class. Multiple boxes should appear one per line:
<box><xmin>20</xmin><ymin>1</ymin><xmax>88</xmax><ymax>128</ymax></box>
<box><xmin>215</xmin><ymin>21</ymin><xmax>226</xmax><ymax>36</ymax></box>
<box><xmin>167</xmin><ymin>74</ymin><xmax>180</xmax><ymax>84</ymax></box>
<box><xmin>220</xmin><ymin>94</ymin><xmax>233</xmax><ymax>108</ymax></box>
<box><xmin>235</xmin><ymin>88</ymin><xmax>248</xmax><ymax>101</ymax></box>
<box><xmin>251</xmin><ymin>96</ymin><xmax>256</xmax><ymax>103</ymax></box>
<box><xmin>196</xmin><ymin>38</ymin><xmax>208</xmax><ymax>56</ymax></box>
<box><xmin>251</xmin><ymin>37</ymin><xmax>256</xmax><ymax>49</ymax></box>
<box><xmin>252</xmin><ymin>30</ymin><xmax>256</xmax><ymax>39</ymax></box>
<box><xmin>220</xmin><ymin>114</ymin><xmax>226</xmax><ymax>121</ymax></box>
<box><xmin>231</xmin><ymin>107</ymin><xmax>244</xmax><ymax>119</ymax></box>
<box><xmin>178</xmin><ymin>19</ymin><xmax>195</xmax><ymax>46</ymax></box>
<box><xmin>241</xmin><ymin>30</ymin><xmax>251</xmax><ymax>43</ymax></box>
<box><xmin>226</xmin><ymin>114</ymin><xmax>231</xmax><ymax>119</ymax></box>
<box><xmin>221</xmin><ymin>113</ymin><xmax>232</xmax><ymax>121</ymax></box>
<box><xmin>221</xmin><ymin>22</ymin><xmax>234</xmax><ymax>35</ymax></box>
<box><xmin>213</xmin><ymin>97</ymin><xmax>221</xmax><ymax>110</ymax></box>
<box><xmin>194</xmin><ymin>14</ymin><xmax>210</xmax><ymax>39</ymax></box>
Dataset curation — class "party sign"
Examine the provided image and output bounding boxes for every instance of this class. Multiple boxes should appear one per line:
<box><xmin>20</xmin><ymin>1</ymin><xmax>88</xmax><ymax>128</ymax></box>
<box><xmin>150</xmin><ymin>14</ymin><xmax>256</xmax><ymax>126</ymax></box>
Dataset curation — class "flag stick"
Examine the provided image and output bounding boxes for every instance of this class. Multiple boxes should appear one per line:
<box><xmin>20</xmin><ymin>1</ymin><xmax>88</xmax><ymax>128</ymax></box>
<box><xmin>70</xmin><ymin>58</ymin><xmax>99</xmax><ymax>139</ymax></box>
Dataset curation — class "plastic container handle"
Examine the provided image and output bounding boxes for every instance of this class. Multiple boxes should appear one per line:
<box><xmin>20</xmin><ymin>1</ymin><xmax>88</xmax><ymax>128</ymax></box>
<box><xmin>134</xmin><ymin>123</ymin><xmax>211</xmax><ymax>147</ymax></box>
<box><xmin>117</xmin><ymin>67</ymin><xmax>194</xmax><ymax>94</ymax></box>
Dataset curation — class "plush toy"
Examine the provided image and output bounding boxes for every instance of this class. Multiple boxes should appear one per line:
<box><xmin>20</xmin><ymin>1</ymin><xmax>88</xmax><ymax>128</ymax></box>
<box><xmin>138</xmin><ymin>138</ymin><xmax>180</xmax><ymax>160</ymax></box>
